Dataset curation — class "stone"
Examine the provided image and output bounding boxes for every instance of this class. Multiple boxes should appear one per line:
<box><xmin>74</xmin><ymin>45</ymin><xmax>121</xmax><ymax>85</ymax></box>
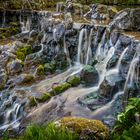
<box><xmin>80</xmin><ymin>65</ymin><xmax>99</xmax><ymax>85</ymax></box>
<box><xmin>16</xmin><ymin>74</ymin><xmax>35</xmax><ymax>85</ymax></box>
<box><xmin>109</xmin><ymin>8</ymin><xmax>140</xmax><ymax>31</ymax></box>
<box><xmin>7</xmin><ymin>59</ymin><xmax>23</xmax><ymax>75</ymax></box>
<box><xmin>0</xmin><ymin>68</ymin><xmax>7</xmax><ymax>90</ymax></box>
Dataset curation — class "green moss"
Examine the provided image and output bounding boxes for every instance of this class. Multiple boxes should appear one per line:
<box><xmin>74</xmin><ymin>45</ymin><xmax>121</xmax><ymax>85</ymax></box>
<box><xmin>36</xmin><ymin>65</ymin><xmax>45</xmax><ymax>76</ymax></box>
<box><xmin>21</xmin><ymin>74</ymin><xmax>35</xmax><ymax>84</ymax></box>
<box><xmin>59</xmin><ymin>117</ymin><xmax>109</xmax><ymax>140</ymax></box>
<box><xmin>52</xmin><ymin>83</ymin><xmax>71</xmax><ymax>95</ymax></box>
<box><xmin>67</xmin><ymin>76</ymin><xmax>80</xmax><ymax>87</ymax></box>
<box><xmin>37</xmin><ymin>93</ymin><xmax>52</xmax><ymax>103</ymax></box>
<box><xmin>44</xmin><ymin>61</ymin><xmax>56</xmax><ymax>73</ymax></box>
<box><xmin>29</xmin><ymin>96</ymin><xmax>37</xmax><ymax>107</ymax></box>
<box><xmin>16</xmin><ymin>44</ymin><xmax>32</xmax><ymax>61</ymax></box>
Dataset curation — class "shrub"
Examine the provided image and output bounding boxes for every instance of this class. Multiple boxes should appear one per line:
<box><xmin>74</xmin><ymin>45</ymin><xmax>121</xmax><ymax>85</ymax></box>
<box><xmin>29</xmin><ymin>96</ymin><xmax>37</xmax><ymax>107</ymax></box>
<box><xmin>112</xmin><ymin>98</ymin><xmax>140</xmax><ymax>139</ymax></box>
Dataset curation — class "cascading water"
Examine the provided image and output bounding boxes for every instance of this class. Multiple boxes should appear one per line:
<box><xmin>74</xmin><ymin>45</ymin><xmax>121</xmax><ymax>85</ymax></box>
<box><xmin>63</xmin><ymin>36</ymin><xmax>71</xmax><ymax>67</ymax></box>
<box><xmin>0</xmin><ymin>93</ymin><xmax>24</xmax><ymax>132</ymax></box>
<box><xmin>123</xmin><ymin>52</ymin><xmax>139</xmax><ymax>106</ymax></box>
<box><xmin>95</xmin><ymin>29</ymin><xmax>107</xmax><ymax>60</ymax></box>
<box><xmin>77</xmin><ymin>28</ymin><xmax>85</xmax><ymax>63</ymax></box>
<box><xmin>20</xmin><ymin>16</ymin><xmax>31</xmax><ymax>33</ymax></box>
<box><xmin>86</xmin><ymin>29</ymin><xmax>93</xmax><ymax>65</ymax></box>
<box><xmin>2</xmin><ymin>10</ymin><xmax>6</xmax><ymax>28</ymax></box>
<box><xmin>106</xmin><ymin>47</ymin><xmax>128</xmax><ymax>76</ymax></box>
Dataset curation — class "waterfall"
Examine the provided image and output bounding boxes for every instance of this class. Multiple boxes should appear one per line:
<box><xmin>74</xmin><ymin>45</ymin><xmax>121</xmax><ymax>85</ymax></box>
<box><xmin>56</xmin><ymin>2</ymin><xmax>63</xmax><ymax>13</ymax></box>
<box><xmin>0</xmin><ymin>99</ymin><xmax>22</xmax><ymax>131</ymax></box>
<box><xmin>123</xmin><ymin>54</ymin><xmax>139</xmax><ymax>107</ymax></box>
<box><xmin>116</xmin><ymin>47</ymin><xmax>128</xmax><ymax>69</ymax></box>
<box><xmin>77</xmin><ymin>28</ymin><xmax>85</xmax><ymax>63</ymax></box>
<box><xmin>86</xmin><ymin>29</ymin><xmax>93</xmax><ymax>65</ymax></box>
<box><xmin>106</xmin><ymin>47</ymin><xmax>128</xmax><ymax>76</ymax></box>
<box><xmin>96</xmin><ymin>47</ymin><xmax>115</xmax><ymax>86</ymax></box>
<box><xmin>2</xmin><ymin>10</ymin><xmax>6</xmax><ymax>28</ymax></box>
<box><xmin>95</xmin><ymin>30</ymin><xmax>107</xmax><ymax>60</ymax></box>
<box><xmin>63</xmin><ymin>36</ymin><xmax>71</xmax><ymax>67</ymax></box>
<box><xmin>20</xmin><ymin>16</ymin><xmax>31</xmax><ymax>33</ymax></box>
<box><xmin>77</xmin><ymin>28</ymin><xmax>93</xmax><ymax>65</ymax></box>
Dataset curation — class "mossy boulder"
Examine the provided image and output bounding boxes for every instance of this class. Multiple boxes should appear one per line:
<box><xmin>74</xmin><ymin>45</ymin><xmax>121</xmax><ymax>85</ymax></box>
<box><xmin>67</xmin><ymin>76</ymin><xmax>80</xmax><ymax>87</ymax></box>
<box><xmin>16</xmin><ymin>44</ymin><xmax>33</xmax><ymax>61</ymax></box>
<box><xmin>58</xmin><ymin>117</ymin><xmax>109</xmax><ymax>140</ymax></box>
<box><xmin>52</xmin><ymin>83</ymin><xmax>71</xmax><ymax>95</ymax></box>
<box><xmin>36</xmin><ymin>65</ymin><xmax>45</xmax><ymax>76</ymax></box>
<box><xmin>37</xmin><ymin>93</ymin><xmax>52</xmax><ymax>103</ymax></box>
<box><xmin>81</xmin><ymin>65</ymin><xmax>99</xmax><ymax>85</ymax></box>
<box><xmin>44</xmin><ymin>61</ymin><xmax>56</xmax><ymax>73</ymax></box>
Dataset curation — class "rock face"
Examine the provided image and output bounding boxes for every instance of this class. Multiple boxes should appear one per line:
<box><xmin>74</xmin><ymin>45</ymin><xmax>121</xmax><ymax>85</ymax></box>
<box><xmin>80</xmin><ymin>65</ymin><xmax>99</xmax><ymax>85</ymax></box>
<box><xmin>7</xmin><ymin>59</ymin><xmax>23</xmax><ymax>75</ymax></box>
<box><xmin>84</xmin><ymin>4</ymin><xmax>118</xmax><ymax>20</ymax></box>
<box><xmin>109</xmin><ymin>8</ymin><xmax>140</xmax><ymax>31</ymax></box>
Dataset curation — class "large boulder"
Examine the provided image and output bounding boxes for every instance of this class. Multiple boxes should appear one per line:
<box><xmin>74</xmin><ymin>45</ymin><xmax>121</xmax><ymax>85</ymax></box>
<box><xmin>80</xmin><ymin>65</ymin><xmax>99</xmax><ymax>85</ymax></box>
<box><xmin>58</xmin><ymin>117</ymin><xmax>109</xmax><ymax>140</ymax></box>
<box><xmin>109</xmin><ymin>8</ymin><xmax>140</xmax><ymax>31</ymax></box>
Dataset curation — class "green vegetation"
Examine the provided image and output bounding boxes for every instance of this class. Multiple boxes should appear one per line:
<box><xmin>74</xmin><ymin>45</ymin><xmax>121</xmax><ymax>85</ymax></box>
<box><xmin>36</xmin><ymin>65</ymin><xmax>45</xmax><ymax>76</ymax></box>
<box><xmin>52</xmin><ymin>82</ymin><xmax>71</xmax><ymax>95</ymax></box>
<box><xmin>29</xmin><ymin>96</ymin><xmax>37</xmax><ymax>107</ymax></box>
<box><xmin>44</xmin><ymin>61</ymin><xmax>56</xmax><ymax>73</ymax></box>
<box><xmin>60</xmin><ymin>117</ymin><xmax>109</xmax><ymax>140</ymax></box>
<box><xmin>16</xmin><ymin>45</ymin><xmax>32</xmax><ymax>61</ymax></box>
<box><xmin>2</xmin><ymin>123</ymin><xmax>78</xmax><ymax>140</ymax></box>
<box><xmin>67</xmin><ymin>76</ymin><xmax>81</xmax><ymax>87</ymax></box>
<box><xmin>112</xmin><ymin>98</ymin><xmax>140</xmax><ymax>140</ymax></box>
<box><xmin>37</xmin><ymin>93</ymin><xmax>52</xmax><ymax>103</ymax></box>
<box><xmin>0</xmin><ymin>22</ymin><xmax>20</xmax><ymax>39</ymax></box>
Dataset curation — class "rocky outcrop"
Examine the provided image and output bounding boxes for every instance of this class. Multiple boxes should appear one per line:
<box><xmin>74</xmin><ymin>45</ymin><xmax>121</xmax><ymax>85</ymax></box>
<box><xmin>109</xmin><ymin>8</ymin><xmax>140</xmax><ymax>31</ymax></box>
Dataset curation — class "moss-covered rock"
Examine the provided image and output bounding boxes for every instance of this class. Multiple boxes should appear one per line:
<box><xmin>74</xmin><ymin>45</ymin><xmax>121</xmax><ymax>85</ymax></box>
<box><xmin>36</xmin><ymin>65</ymin><xmax>45</xmax><ymax>76</ymax></box>
<box><xmin>81</xmin><ymin>65</ymin><xmax>99</xmax><ymax>85</ymax></box>
<box><xmin>16</xmin><ymin>44</ymin><xmax>33</xmax><ymax>61</ymax></box>
<box><xmin>59</xmin><ymin>117</ymin><xmax>109</xmax><ymax>140</ymax></box>
<box><xmin>67</xmin><ymin>76</ymin><xmax>80</xmax><ymax>87</ymax></box>
<box><xmin>29</xmin><ymin>96</ymin><xmax>37</xmax><ymax>107</ymax></box>
<box><xmin>52</xmin><ymin>83</ymin><xmax>71</xmax><ymax>95</ymax></box>
<box><xmin>44</xmin><ymin>61</ymin><xmax>56</xmax><ymax>73</ymax></box>
<box><xmin>37</xmin><ymin>93</ymin><xmax>52</xmax><ymax>103</ymax></box>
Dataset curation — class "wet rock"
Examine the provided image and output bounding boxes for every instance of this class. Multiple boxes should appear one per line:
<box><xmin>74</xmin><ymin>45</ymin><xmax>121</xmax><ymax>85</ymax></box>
<box><xmin>0</xmin><ymin>68</ymin><xmax>7</xmax><ymax>90</ymax></box>
<box><xmin>16</xmin><ymin>74</ymin><xmax>35</xmax><ymax>85</ymax></box>
<box><xmin>80</xmin><ymin>65</ymin><xmax>99</xmax><ymax>85</ymax></box>
<box><xmin>99</xmin><ymin>74</ymin><xmax>125</xmax><ymax>99</ymax></box>
<box><xmin>107</xmin><ymin>55</ymin><xmax>118</xmax><ymax>69</ymax></box>
<box><xmin>109</xmin><ymin>8</ymin><xmax>140</xmax><ymax>31</ymax></box>
<box><xmin>84</xmin><ymin>4</ymin><xmax>118</xmax><ymax>20</ymax></box>
<box><xmin>7</xmin><ymin>59</ymin><xmax>23</xmax><ymax>75</ymax></box>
